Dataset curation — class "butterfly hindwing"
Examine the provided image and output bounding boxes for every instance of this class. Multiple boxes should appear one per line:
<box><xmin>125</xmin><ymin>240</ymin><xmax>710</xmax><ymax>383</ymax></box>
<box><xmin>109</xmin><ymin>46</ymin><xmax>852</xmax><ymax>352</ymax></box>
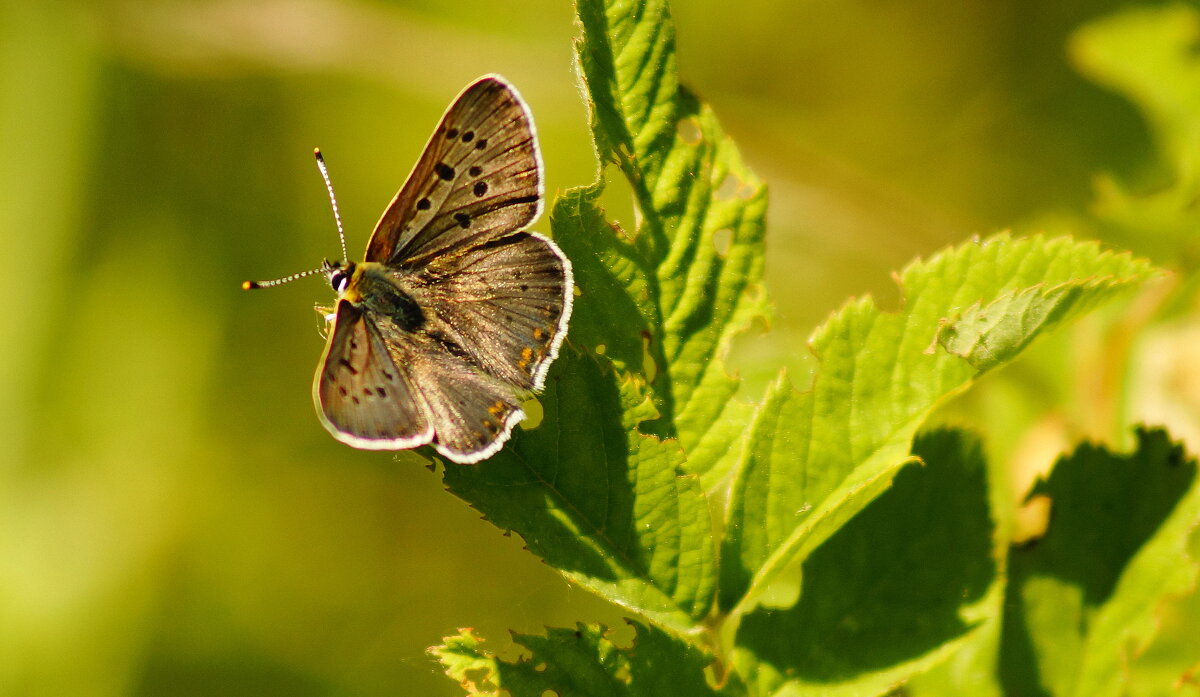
<box><xmin>314</xmin><ymin>300</ymin><xmax>432</xmax><ymax>449</ymax></box>
<box><xmin>367</xmin><ymin>312</ymin><xmax>527</xmax><ymax>464</ymax></box>
<box><xmin>422</xmin><ymin>373</ymin><xmax>524</xmax><ymax>465</ymax></box>
<box><xmin>405</xmin><ymin>231</ymin><xmax>572</xmax><ymax>391</ymax></box>
<box><xmin>366</xmin><ymin>75</ymin><xmax>541</xmax><ymax>267</ymax></box>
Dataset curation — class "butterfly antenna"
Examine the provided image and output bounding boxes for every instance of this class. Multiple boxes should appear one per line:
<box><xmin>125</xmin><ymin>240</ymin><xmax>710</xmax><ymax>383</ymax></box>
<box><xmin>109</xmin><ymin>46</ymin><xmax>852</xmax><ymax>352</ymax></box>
<box><xmin>314</xmin><ymin>148</ymin><xmax>348</xmax><ymax>263</ymax></box>
<box><xmin>242</xmin><ymin>266</ymin><xmax>325</xmax><ymax>290</ymax></box>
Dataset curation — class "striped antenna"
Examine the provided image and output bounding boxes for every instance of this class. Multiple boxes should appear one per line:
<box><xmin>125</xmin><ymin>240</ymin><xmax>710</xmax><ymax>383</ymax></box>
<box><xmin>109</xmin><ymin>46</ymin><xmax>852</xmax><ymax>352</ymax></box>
<box><xmin>241</xmin><ymin>148</ymin><xmax>349</xmax><ymax>291</ymax></box>
<box><xmin>242</xmin><ymin>266</ymin><xmax>324</xmax><ymax>290</ymax></box>
<box><xmin>314</xmin><ymin>148</ymin><xmax>348</xmax><ymax>263</ymax></box>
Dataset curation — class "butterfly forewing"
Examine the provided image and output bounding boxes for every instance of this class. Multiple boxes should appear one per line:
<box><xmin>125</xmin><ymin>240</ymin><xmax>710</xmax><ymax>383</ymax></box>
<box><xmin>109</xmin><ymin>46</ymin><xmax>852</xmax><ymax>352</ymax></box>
<box><xmin>314</xmin><ymin>300</ymin><xmax>433</xmax><ymax>449</ymax></box>
<box><xmin>366</xmin><ymin>76</ymin><xmax>541</xmax><ymax>267</ymax></box>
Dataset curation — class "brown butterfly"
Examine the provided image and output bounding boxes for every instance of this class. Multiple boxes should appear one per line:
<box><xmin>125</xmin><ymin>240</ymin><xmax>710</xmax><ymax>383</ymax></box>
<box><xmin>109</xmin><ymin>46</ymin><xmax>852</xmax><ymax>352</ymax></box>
<box><xmin>245</xmin><ymin>75</ymin><xmax>572</xmax><ymax>463</ymax></box>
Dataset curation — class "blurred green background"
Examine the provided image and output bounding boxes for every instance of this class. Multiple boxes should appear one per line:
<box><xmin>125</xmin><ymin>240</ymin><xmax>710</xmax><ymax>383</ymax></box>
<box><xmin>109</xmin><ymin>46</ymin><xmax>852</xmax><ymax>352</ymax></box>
<box><xmin>3</xmin><ymin>0</ymin><xmax>1197</xmax><ymax>694</ymax></box>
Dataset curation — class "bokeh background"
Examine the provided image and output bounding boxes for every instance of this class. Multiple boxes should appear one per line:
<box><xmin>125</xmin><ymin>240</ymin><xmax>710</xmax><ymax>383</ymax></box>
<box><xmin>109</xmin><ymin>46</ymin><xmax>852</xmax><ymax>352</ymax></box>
<box><xmin>4</xmin><ymin>0</ymin><xmax>1198</xmax><ymax>694</ymax></box>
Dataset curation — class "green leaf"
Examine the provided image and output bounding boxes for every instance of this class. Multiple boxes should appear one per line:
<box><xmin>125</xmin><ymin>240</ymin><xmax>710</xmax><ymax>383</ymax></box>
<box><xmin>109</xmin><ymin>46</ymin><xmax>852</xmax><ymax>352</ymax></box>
<box><xmin>1125</xmin><ymin>533</ymin><xmax>1200</xmax><ymax>696</ymax></box>
<box><xmin>720</xmin><ymin>234</ymin><xmax>1156</xmax><ymax>613</ymax></box>
<box><xmin>1000</xmin><ymin>428</ymin><xmax>1200</xmax><ymax>697</ymax></box>
<box><xmin>442</xmin><ymin>350</ymin><xmax>714</xmax><ymax>632</ymax></box>
<box><xmin>1070</xmin><ymin>5</ymin><xmax>1200</xmax><ymax>266</ymax></box>
<box><xmin>937</xmin><ymin>257</ymin><xmax>1156</xmax><ymax>372</ymax></box>
<box><xmin>733</xmin><ymin>429</ymin><xmax>997</xmax><ymax>697</ymax></box>
<box><xmin>551</xmin><ymin>182</ymin><xmax>656</xmax><ymax>377</ymax></box>
<box><xmin>430</xmin><ymin>621</ymin><xmax>725</xmax><ymax>697</ymax></box>
<box><xmin>569</xmin><ymin>0</ymin><xmax>770</xmax><ymax>478</ymax></box>
<box><xmin>1071</xmin><ymin>5</ymin><xmax>1200</xmax><ymax>188</ymax></box>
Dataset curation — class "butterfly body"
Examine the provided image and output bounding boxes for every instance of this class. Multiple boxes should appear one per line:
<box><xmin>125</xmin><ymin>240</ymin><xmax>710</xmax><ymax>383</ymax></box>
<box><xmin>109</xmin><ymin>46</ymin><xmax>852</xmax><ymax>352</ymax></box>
<box><xmin>325</xmin><ymin>261</ymin><xmax>424</xmax><ymax>330</ymax></box>
<box><xmin>306</xmin><ymin>76</ymin><xmax>572</xmax><ymax>464</ymax></box>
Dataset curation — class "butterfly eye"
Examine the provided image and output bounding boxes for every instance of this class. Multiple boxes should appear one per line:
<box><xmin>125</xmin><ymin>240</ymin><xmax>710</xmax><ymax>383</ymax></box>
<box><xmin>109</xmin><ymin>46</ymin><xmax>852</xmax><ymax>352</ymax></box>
<box><xmin>326</xmin><ymin>261</ymin><xmax>357</xmax><ymax>294</ymax></box>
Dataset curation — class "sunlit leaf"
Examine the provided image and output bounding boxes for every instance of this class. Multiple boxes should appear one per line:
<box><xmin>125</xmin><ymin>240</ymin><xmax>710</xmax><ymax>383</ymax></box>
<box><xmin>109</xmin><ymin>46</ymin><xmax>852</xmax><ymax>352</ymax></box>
<box><xmin>720</xmin><ymin>235</ymin><xmax>1156</xmax><ymax>613</ymax></box>
<box><xmin>568</xmin><ymin>0</ymin><xmax>770</xmax><ymax>482</ymax></box>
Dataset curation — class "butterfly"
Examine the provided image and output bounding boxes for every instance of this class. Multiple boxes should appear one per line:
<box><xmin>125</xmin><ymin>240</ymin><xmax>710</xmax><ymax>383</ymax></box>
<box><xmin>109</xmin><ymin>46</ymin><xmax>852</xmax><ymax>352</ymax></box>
<box><xmin>245</xmin><ymin>75</ymin><xmax>573</xmax><ymax>464</ymax></box>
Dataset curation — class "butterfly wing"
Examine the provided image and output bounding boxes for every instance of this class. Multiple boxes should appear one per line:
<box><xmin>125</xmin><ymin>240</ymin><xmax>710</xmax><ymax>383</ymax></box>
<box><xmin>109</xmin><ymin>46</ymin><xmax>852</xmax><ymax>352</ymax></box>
<box><xmin>365</xmin><ymin>75</ymin><xmax>541</xmax><ymax>267</ymax></box>
<box><xmin>419</xmin><ymin>369</ymin><xmax>525</xmax><ymax>464</ymax></box>
<box><xmin>372</xmin><ymin>315</ymin><xmax>528</xmax><ymax>464</ymax></box>
<box><xmin>313</xmin><ymin>300</ymin><xmax>433</xmax><ymax>449</ymax></box>
<box><xmin>405</xmin><ymin>230</ymin><xmax>572</xmax><ymax>393</ymax></box>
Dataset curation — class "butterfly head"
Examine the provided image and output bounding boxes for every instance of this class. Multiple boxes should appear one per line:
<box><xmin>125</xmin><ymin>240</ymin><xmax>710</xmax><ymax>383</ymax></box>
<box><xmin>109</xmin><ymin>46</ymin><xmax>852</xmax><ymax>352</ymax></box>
<box><xmin>323</xmin><ymin>259</ymin><xmax>357</xmax><ymax>294</ymax></box>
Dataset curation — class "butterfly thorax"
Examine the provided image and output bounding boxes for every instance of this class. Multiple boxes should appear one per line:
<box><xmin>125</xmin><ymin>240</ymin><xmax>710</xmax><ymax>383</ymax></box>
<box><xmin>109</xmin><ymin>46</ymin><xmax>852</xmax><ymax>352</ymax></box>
<box><xmin>330</xmin><ymin>260</ymin><xmax>425</xmax><ymax>333</ymax></box>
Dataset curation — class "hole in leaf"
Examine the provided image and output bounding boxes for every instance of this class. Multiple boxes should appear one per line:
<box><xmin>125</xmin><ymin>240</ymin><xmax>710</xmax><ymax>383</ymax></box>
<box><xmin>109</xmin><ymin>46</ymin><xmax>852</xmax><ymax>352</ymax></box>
<box><xmin>609</xmin><ymin>220</ymin><xmax>634</xmax><ymax>243</ymax></box>
<box><xmin>676</xmin><ymin>115</ymin><xmax>702</xmax><ymax>145</ymax></box>
<box><xmin>641</xmin><ymin>332</ymin><xmax>657</xmax><ymax>383</ymax></box>
<box><xmin>609</xmin><ymin>621</ymin><xmax>636</xmax><ymax>648</ymax></box>
<box><xmin>715</xmin><ymin>172</ymin><xmax>740</xmax><ymax>201</ymax></box>
<box><xmin>520</xmin><ymin>396</ymin><xmax>544</xmax><ymax>430</ymax></box>
<box><xmin>461</xmin><ymin>667</ymin><xmax>495</xmax><ymax>691</ymax></box>
<box><xmin>597</xmin><ymin>164</ymin><xmax>639</xmax><ymax>241</ymax></box>
<box><xmin>712</xmin><ymin>227</ymin><xmax>733</xmax><ymax>258</ymax></box>
<box><xmin>704</xmin><ymin>664</ymin><xmax>721</xmax><ymax>686</ymax></box>
<box><xmin>594</xmin><ymin>343</ymin><xmax>607</xmax><ymax>355</ymax></box>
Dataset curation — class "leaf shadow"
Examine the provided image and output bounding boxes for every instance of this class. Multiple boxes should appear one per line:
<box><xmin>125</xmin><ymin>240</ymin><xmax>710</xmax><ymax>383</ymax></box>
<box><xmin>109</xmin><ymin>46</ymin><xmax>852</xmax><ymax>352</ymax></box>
<box><xmin>737</xmin><ymin>428</ymin><xmax>995</xmax><ymax>683</ymax></box>
<box><xmin>999</xmin><ymin>428</ymin><xmax>1197</xmax><ymax>696</ymax></box>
